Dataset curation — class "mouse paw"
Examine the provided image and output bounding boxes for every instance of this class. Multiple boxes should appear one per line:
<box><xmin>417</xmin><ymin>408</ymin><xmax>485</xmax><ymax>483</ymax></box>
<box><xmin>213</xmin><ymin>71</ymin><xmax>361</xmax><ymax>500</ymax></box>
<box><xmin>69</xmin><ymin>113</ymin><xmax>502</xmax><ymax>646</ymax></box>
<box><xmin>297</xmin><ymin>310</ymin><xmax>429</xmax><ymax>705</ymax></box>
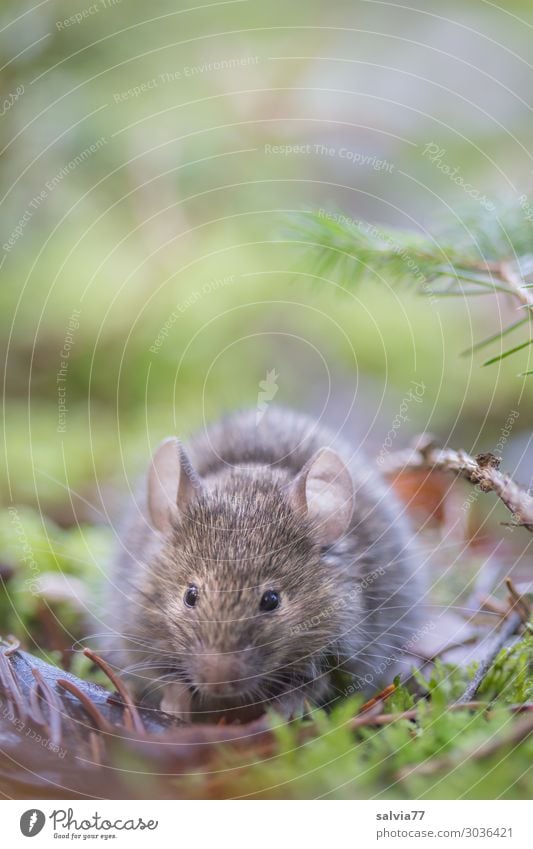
<box><xmin>271</xmin><ymin>693</ymin><xmax>309</xmax><ymax>721</ymax></box>
<box><xmin>160</xmin><ymin>682</ymin><xmax>192</xmax><ymax>721</ymax></box>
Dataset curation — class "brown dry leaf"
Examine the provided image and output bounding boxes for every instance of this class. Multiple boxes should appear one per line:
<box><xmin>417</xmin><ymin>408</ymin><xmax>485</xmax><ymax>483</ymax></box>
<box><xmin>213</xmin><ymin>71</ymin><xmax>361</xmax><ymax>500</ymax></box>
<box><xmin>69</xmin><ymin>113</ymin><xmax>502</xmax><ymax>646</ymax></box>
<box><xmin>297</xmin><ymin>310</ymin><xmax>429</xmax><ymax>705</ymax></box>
<box><xmin>387</xmin><ymin>469</ymin><xmax>448</xmax><ymax>526</ymax></box>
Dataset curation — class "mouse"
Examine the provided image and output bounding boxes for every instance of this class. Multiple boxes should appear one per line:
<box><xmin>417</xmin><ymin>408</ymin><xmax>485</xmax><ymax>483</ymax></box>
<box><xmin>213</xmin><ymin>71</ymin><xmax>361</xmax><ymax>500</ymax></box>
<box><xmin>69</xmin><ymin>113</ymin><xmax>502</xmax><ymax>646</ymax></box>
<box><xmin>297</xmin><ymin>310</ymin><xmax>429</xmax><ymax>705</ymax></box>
<box><xmin>104</xmin><ymin>407</ymin><xmax>423</xmax><ymax>722</ymax></box>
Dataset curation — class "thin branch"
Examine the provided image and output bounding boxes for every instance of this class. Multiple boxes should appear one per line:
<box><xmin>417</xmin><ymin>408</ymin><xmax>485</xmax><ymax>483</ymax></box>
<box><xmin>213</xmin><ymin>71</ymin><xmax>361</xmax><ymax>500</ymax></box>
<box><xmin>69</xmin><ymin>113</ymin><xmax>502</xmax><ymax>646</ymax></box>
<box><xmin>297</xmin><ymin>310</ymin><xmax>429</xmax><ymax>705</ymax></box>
<box><xmin>83</xmin><ymin>647</ymin><xmax>146</xmax><ymax>737</ymax></box>
<box><xmin>454</xmin><ymin>578</ymin><xmax>529</xmax><ymax>705</ymax></box>
<box><xmin>350</xmin><ymin>702</ymin><xmax>533</xmax><ymax>731</ymax></box>
<box><xmin>455</xmin><ymin>610</ymin><xmax>524</xmax><ymax>704</ymax></box>
<box><xmin>380</xmin><ymin>435</ymin><xmax>533</xmax><ymax>531</ymax></box>
<box><xmin>499</xmin><ymin>261</ymin><xmax>533</xmax><ymax>312</ymax></box>
<box><xmin>57</xmin><ymin>678</ymin><xmax>114</xmax><ymax>735</ymax></box>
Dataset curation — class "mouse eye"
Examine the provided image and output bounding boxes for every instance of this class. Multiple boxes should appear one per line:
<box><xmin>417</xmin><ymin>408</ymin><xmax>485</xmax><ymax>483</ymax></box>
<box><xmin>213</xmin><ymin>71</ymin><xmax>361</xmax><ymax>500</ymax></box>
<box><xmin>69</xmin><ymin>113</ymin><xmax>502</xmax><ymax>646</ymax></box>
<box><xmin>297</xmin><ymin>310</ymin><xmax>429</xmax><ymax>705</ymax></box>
<box><xmin>259</xmin><ymin>590</ymin><xmax>280</xmax><ymax>612</ymax></box>
<box><xmin>184</xmin><ymin>585</ymin><xmax>199</xmax><ymax>608</ymax></box>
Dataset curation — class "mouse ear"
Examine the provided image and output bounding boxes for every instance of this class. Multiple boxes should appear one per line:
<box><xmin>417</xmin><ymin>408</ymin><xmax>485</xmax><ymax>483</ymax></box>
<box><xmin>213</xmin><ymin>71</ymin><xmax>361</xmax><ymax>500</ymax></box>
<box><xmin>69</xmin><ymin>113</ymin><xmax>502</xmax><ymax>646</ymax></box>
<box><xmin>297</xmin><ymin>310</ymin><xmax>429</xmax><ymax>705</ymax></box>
<box><xmin>289</xmin><ymin>447</ymin><xmax>354</xmax><ymax>545</ymax></box>
<box><xmin>147</xmin><ymin>438</ymin><xmax>203</xmax><ymax>533</ymax></box>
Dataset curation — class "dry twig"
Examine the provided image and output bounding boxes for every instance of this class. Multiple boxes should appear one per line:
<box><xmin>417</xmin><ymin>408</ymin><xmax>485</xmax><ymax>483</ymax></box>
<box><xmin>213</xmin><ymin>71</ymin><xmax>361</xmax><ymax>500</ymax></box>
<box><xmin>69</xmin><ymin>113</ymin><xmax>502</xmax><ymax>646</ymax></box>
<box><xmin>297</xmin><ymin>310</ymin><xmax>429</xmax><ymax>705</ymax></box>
<box><xmin>456</xmin><ymin>578</ymin><xmax>529</xmax><ymax>704</ymax></box>
<box><xmin>381</xmin><ymin>434</ymin><xmax>533</xmax><ymax>531</ymax></box>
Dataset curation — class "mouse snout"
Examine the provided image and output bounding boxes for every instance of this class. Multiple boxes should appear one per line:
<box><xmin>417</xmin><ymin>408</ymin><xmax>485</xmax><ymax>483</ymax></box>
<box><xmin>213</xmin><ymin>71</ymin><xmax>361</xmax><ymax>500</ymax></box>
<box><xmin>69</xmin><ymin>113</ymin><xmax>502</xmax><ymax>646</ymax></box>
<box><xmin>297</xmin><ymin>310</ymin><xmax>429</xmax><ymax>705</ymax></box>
<box><xmin>194</xmin><ymin>651</ymin><xmax>248</xmax><ymax>696</ymax></box>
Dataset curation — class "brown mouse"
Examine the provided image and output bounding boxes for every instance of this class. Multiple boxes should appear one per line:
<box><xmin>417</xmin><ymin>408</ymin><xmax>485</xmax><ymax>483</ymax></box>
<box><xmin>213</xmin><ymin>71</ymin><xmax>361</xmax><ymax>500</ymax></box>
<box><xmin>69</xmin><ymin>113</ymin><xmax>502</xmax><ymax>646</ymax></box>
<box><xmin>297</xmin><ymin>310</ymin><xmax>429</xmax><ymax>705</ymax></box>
<box><xmin>105</xmin><ymin>407</ymin><xmax>423</xmax><ymax>721</ymax></box>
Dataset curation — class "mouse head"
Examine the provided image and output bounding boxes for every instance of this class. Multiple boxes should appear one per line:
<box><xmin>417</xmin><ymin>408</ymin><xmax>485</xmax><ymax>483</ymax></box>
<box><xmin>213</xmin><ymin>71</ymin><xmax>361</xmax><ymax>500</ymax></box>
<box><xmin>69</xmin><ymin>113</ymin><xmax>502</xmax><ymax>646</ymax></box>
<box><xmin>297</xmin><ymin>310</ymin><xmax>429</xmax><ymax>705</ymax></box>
<box><xmin>143</xmin><ymin>437</ymin><xmax>356</xmax><ymax>713</ymax></box>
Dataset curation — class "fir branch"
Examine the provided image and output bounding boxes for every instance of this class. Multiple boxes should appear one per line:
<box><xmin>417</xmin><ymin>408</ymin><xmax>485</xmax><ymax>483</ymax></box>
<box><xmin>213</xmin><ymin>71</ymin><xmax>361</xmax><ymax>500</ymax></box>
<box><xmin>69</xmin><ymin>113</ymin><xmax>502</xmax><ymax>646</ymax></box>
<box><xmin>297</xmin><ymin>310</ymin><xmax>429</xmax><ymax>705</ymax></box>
<box><xmin>460</xmin><ymin>318</ymin><xmax>529</xmax><ymax>357</ymax></box>
<box><xmin>292</xmin><ymin>201</ymin><xmax>533</xmax><ymax>371</ymax></box>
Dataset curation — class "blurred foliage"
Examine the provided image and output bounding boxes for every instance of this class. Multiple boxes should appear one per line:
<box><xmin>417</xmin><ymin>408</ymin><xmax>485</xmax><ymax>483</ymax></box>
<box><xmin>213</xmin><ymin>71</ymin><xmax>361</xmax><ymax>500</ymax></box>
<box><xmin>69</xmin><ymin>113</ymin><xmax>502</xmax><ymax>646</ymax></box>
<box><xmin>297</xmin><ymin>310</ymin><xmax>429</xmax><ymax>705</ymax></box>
<box><xmin>2</xmin><ymin>0</ymin><xmax>533</xmax><ymax>514</ymax></box>
<box><xmin>0</xmin><ymin>504</ymin><xmax>110</xmax><ymax>654</ymax></box>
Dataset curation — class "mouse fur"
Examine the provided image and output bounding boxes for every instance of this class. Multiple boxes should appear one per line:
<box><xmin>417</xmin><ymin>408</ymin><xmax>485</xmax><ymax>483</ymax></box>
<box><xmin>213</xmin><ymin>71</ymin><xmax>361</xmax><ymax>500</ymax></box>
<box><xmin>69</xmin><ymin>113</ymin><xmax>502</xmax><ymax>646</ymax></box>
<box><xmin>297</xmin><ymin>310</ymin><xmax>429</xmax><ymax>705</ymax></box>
<box><xmin>104</xmin><ymin>407</ymin><xmax>423</xmax><ymax>721</ymax></box>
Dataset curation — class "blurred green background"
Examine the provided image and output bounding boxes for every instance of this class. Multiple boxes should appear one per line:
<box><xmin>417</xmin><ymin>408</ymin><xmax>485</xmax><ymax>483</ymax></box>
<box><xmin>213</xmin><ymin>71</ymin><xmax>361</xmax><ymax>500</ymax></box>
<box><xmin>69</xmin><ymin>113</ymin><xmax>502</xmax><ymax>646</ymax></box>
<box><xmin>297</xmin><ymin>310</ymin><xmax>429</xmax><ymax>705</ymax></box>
<box><xmin>1</xmin><ymin>0</ymin><xmax>533</xmax><ymax>527</ymax></box>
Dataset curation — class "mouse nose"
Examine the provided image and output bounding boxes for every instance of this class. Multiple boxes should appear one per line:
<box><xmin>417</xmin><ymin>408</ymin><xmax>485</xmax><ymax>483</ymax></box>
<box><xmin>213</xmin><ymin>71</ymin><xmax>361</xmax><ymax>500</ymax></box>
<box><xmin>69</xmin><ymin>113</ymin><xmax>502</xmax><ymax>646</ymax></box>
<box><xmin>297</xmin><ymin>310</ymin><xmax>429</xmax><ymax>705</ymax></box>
<box><xmin>195</xmin><ymin>652</ymin><xmax>245</xmax><ymax>694</ymax></box>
